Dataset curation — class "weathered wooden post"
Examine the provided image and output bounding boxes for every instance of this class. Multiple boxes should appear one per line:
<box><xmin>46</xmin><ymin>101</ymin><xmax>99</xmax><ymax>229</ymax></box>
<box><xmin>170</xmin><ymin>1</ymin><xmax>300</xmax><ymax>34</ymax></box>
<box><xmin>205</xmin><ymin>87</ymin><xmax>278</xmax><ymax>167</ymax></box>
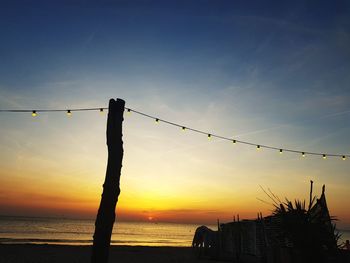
<box><xmin>91</xmin><ymin>98</ymin><xmax>125</xmax><ymax>263</ymax></box>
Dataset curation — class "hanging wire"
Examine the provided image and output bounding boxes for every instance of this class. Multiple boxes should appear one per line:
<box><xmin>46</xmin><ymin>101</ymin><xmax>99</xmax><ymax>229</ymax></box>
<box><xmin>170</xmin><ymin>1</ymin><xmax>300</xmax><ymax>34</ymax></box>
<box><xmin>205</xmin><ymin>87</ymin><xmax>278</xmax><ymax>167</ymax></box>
<box><xmin>0</xmin><ymin>106</ymin><xmax>349</xmax><ymax>159</ymax></box>
<box><xmin>0</xmin><ymin>108</ymin><xmax>107</xmax><ymax>113</ymax></box>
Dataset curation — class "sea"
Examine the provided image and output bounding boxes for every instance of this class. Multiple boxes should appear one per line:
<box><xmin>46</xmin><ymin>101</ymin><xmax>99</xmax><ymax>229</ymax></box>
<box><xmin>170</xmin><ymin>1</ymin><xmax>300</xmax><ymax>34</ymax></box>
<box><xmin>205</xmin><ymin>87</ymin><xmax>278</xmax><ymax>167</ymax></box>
<box><xmin>0</xmin><ymin>216</ymin><xmax>208</xmax><ymax>246</ymax></box>
<box><xmin>0</xmin><ymin>216</ymin><xmax>349</xmax><ymax>247</ymax></box>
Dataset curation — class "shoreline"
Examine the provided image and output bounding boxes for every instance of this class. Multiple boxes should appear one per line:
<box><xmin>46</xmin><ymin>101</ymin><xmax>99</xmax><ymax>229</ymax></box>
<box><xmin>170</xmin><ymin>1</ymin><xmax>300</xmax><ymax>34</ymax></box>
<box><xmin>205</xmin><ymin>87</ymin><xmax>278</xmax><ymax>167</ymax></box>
<box><xmin>0</xmin><ymin>244</ymin><xmax>222</xmax><ymax>263</ymax></box>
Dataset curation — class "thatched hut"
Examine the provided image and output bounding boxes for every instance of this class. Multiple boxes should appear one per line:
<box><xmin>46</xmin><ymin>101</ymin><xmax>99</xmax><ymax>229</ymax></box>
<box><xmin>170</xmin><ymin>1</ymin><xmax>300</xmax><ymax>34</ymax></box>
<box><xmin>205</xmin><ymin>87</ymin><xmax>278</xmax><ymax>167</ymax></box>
<box><xmin>199</xmin><ymin>184</ymin><xmax>347</xmax><ymax>262</ymax></box>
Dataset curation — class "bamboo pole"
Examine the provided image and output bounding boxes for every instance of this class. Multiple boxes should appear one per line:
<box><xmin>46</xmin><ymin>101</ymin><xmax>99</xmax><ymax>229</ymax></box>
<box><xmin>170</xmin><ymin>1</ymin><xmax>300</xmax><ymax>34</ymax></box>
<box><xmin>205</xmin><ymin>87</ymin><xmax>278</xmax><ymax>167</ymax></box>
<box><xmin>91</xmin><ymin>98</ymin><xmax>125</xmax><ymax>263</ymax></box>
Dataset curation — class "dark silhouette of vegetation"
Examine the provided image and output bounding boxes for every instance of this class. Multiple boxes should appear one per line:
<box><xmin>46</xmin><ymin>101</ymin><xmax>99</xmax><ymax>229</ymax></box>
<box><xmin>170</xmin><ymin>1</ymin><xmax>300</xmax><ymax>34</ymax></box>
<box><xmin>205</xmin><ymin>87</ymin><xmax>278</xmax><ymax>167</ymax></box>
<box><xmin>272</xmin><ymin>183</ymin><xmax>340</xmax><ymax>262</ymax></box>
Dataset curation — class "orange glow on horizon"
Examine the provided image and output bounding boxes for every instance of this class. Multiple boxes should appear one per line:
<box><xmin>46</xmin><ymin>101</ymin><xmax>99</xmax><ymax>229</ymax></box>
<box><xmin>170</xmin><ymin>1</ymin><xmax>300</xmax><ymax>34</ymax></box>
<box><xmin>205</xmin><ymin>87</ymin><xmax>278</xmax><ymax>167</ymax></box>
<box><xmin>1</xmin><ymin>181</ymin><xmax>349</xmax><ymax>225</ymax></box>
<box><xmin>0</xmin><ymin>118</ymin><xmax>349</xmax><ymax>227</ymax></box>
<box><xmin>1</xmin><ymin>163</ymin><xmax>350</xmax><ymax>226</ymax></box>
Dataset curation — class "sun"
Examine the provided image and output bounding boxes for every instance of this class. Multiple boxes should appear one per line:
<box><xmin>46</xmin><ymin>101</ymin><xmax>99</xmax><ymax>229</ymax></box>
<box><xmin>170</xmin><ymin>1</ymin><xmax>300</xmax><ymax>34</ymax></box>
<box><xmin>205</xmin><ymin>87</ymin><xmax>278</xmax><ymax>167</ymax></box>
<box><xmin>148</xmin><ymin>216</ymin><xmax>153</xmax><ymax>221</ymax></box>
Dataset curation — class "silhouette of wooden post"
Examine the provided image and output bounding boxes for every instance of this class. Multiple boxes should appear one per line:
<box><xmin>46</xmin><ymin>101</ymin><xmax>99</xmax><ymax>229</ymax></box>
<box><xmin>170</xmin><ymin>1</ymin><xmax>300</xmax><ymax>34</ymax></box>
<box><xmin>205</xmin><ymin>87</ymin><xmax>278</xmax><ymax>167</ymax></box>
<box><xmin>91</xmin><ymin>98</ymin><xmax>125</xmax><ymax>263</ymax></box>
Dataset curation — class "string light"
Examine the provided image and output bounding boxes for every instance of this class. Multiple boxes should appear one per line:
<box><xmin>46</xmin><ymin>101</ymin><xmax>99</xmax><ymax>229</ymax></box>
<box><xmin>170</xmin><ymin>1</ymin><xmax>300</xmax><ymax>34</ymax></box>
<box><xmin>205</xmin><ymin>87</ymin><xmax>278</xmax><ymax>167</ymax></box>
<box><xmin>0</xmin><ymin>106</ymin><xmax>349</xmax><ymax>160</ymax></box>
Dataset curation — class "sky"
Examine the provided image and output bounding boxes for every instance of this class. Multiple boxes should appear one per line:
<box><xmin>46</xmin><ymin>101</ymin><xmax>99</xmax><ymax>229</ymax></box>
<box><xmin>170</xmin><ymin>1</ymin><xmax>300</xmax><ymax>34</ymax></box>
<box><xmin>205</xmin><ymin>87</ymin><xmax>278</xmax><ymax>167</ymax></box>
<box><xmin>0</xmin><ymin>1</ymin><xmax>350</xmax><ymax>226</ymax></box>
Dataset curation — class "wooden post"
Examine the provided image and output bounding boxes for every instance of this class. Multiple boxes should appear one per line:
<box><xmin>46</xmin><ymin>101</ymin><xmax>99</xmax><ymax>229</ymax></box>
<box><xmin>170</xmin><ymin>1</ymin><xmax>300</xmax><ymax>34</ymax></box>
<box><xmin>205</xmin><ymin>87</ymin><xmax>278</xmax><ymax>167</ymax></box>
<box><xmin>91</xmin><ymin>98</ymin><xmax>125</xmax><ymax>263</ymax></box>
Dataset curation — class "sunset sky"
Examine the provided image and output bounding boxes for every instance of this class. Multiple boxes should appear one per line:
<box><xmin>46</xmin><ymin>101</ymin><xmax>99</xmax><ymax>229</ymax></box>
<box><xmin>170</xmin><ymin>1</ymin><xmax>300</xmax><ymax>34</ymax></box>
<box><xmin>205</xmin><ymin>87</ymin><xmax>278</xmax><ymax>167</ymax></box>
<box><xmin>0</xmin><ymin>1</ymin><xmax>349</xmax><ymax>226</ymax></box>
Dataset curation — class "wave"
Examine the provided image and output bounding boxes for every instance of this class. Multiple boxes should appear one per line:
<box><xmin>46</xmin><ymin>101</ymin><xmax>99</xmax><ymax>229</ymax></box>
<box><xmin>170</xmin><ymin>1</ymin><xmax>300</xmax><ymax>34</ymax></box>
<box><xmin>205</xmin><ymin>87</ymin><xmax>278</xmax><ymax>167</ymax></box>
<box><xmin>0</xmin><ymin>237</ymin><xmax>189</xmax><ymax>245</ymax></box>
<box><xmin>0</xmin><ymin>238</ymin><xmax>92</xmax><ymax>244</ymax></box>
<box><xmin>0</xmin><ymin>230</ymin><xmax>171</xmax><ymax>237</ymax></box>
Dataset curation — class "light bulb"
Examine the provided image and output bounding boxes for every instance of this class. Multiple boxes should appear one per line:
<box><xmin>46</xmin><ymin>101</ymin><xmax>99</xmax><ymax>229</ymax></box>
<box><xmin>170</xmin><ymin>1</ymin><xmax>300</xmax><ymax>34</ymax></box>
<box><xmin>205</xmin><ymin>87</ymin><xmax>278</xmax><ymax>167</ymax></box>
<box><xmin>155</xmin><ymin>118</ymin><xmax>159</xmax><ymax>123</ymax></box>
<box><xmin>279</xmin><ymin>149</ymin><xmax>283</xmax><ymax>154</ymax></box>
<box><xmin>302</xmin><ymin>152</ymin><xmax>305</xmax><ymax>157</ymax></box>
<box><xmin>32</xmin><ymin>111</ymin><xmax>37</xmax><ymax>117</ymax></box>
<box><xmin>232</xmin><ymin>139</ymin><xmax>236</xmax><ymax>144</ymax></box>
<box><xmin>257</xmin><ymin>145</ymin><xmax>261</xmax><ymax>150</ymax></box>
<box><xmin>99</xmin><ymin>108</ymin><xmax>104</xmax><ymax>114</ymax></box>
<box><xmin>342</xmin><ymin>156</ymin><xmax>346</xmax><ymax>160</ymax></box>
<box><xmin>208</xmin><ymin>134</ymin><xmax>211</xmax><ymax>139</ymax></box>
<box><xmin>67</xmin><ymin>110</ymin><xmax>72</xmax><ymax>116</ymax></box>
<box><xmin>323</xmin><ymin>154</ymin><xmax>326</xmax><ymax>159</ymax></box>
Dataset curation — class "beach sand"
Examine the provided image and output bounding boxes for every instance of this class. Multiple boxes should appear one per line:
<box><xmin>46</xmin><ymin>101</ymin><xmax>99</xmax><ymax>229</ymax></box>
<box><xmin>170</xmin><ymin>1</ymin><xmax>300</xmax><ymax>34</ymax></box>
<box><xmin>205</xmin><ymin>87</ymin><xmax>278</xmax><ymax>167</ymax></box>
<box><xmin>0</xmin><ymin>244</ymin><xmax>224</xmax><ymax>263</ymax></box>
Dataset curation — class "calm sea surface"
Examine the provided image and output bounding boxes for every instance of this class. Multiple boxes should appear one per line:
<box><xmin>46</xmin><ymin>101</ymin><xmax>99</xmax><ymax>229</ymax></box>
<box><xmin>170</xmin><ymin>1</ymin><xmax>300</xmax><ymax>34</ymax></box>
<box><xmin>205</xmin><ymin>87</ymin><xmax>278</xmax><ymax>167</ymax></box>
<box><xmin>0</xmin><ymin>216</ymin><xmax>348</xmax><ymax>246</ymax></box>
<box><xmin>0</xmin><ymin>216</ymin><xmax>212</xmax><ymax>246</ymax></box>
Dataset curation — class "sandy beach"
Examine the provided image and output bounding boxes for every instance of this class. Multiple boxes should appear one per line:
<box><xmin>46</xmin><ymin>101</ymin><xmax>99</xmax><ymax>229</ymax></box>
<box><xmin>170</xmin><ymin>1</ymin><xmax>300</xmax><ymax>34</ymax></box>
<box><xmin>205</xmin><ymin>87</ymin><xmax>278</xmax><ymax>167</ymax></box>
<box><xmin>0</xmin><ymin>244</ymin><xmax>225</xmax><ymax>263</ymax></box>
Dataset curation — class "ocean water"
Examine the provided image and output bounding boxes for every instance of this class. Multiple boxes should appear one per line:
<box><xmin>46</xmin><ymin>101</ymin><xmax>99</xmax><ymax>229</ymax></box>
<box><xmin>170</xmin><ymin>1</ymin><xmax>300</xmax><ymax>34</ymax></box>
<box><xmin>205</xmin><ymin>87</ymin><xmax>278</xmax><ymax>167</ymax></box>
<box><xmin>0</xmin><ymin>216</ymin><xmax>208</xmax><ymax>246</ymax></box>
<box><xmin>0</xmin><ymin>216</ymin><xmax>349</xmax><ymax>247</ymax></box>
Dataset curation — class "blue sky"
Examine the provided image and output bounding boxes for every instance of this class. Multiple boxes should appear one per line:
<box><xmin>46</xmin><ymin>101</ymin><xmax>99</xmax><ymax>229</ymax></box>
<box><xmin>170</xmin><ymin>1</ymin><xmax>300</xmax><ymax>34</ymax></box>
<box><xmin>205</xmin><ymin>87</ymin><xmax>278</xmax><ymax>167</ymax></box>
<box><xmin>0</xmin><ymin>1</ymin><xmax>350</xmax><ymax>226</ymax></box>
<box><xmin>1</xmin><ymin>1</ymin><xmax>349</xmax><ymax>150</ymax></box>
<box><xmin>1</xmin><ymin>1</ymin><xmax>349</xmax><ymax>117</ymax></box>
